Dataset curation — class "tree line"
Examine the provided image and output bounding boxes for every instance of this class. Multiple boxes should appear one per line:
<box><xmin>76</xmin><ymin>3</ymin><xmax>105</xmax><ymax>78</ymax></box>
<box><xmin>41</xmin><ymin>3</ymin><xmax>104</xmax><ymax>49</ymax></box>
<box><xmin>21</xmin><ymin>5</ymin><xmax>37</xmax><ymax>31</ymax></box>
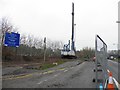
<box><xmin>0</xmin><ymin>17</ymin><xmax>95</xmax><ymax>62</ymax></box>
<box><xmin>76</xmin><ymin>47</ymin><xmax>95</xmax><ymax>60</ymax></box>
<box><xmin>0</xmin><ymin>17</ymin><xmax>63</xmax><ymax>62</ymax></box>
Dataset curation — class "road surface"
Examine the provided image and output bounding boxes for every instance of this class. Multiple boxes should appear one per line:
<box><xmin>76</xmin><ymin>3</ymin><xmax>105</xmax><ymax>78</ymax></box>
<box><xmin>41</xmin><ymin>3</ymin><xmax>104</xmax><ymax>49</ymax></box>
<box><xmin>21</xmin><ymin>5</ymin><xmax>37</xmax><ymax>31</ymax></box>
<box><xmin>2</xmin><ymin>60</ymin><xmax>119</xmax><ymax>88</ymax></box>
<box><xmin>2</xmin><ymin>60</ymin><xmax>96</xmax><ymax>88</ymax></box>
<box><xmin>108</xmin><ymin>60</ymin><xmax>119</xmax><ymax>83</ymax></box>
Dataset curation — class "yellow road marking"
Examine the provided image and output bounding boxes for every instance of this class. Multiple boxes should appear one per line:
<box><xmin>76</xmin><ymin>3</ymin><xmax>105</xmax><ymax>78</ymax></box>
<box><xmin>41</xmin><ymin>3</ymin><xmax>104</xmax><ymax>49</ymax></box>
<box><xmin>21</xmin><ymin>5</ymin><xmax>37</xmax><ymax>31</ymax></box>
<box><xmin>59</xmin><ymin>68</ymin><xmax>65</xmax><ymax>71</ymax></box>
<box><xmin>2</xmin><ymin>68</ymin><xmax>66</xmax><ymax>80</ymax></box>
<box><xmin>12</xmin><ymin>74</ymin><xmax>32</xmax><ymax>79</ymax></box>
<box><xmin>47</xmin><ymin>70</ymin><xmax>55</xmax><ymax>74</ymax></box>
<box><xmin>3</xmin><ymin>74</ymin><xmax>32</xmax><ymax>80</ymax></box>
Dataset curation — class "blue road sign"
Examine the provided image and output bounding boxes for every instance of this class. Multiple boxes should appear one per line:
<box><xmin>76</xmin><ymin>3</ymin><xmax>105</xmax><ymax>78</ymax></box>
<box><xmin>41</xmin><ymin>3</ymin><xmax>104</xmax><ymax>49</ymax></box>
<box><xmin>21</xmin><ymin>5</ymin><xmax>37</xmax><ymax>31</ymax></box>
<box><xmin>4</xmin><ymin>32</ymin><xmax>20</xmax><ymax>47</ymax></box>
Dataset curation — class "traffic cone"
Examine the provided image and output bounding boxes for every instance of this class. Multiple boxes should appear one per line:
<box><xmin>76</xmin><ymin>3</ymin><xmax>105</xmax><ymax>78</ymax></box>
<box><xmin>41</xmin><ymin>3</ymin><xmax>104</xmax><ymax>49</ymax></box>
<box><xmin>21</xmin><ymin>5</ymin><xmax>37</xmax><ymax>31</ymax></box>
<box><xmin>107</xmin><ymin>72</ymin><xmax>115</xmax><ymax>90</ymax></box>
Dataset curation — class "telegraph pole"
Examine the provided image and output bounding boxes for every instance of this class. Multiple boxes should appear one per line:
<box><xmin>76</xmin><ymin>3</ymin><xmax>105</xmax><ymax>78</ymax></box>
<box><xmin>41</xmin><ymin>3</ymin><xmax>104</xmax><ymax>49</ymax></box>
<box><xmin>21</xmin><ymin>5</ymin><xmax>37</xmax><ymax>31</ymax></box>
<box><xmin>116</xmin><ymin>1</ymin><xmax>120</xmax><ymax>62</ymax></box>
<box><xmin>71</xmin><ymin>2</ymin><xmax>75</xmax><ymax>51</ymax></box>
<box><xmin>43</xmin><ymin>37</ymin><xmax>46</xmax><ymax>63</ymax></box>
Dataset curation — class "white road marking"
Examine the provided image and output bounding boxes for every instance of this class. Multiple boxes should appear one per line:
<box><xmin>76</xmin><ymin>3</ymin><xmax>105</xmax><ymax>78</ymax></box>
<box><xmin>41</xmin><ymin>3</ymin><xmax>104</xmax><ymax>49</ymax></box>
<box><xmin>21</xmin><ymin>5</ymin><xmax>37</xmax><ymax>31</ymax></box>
<box><xmin>107</xmin><ymin>69</ymin><xmax>110</xmax><ymax>73</ymax></box>
<box><xmin>64</xmin><ymin>70</ymin><xmax>68</xmax><ymax>72</ymax></box>
<box><xmin>104</xmin><ymin>79</ymin><xmax>108</xmax><ymax>88</ymax></box>
<box><xmin>54</xmin><ymin>74</ymin><xmax>58</xmax><ymax>77</ymax></box>
<box><xmin>113</xmin><ymin>77</ymin><xmax>120</xmax><ymax>90</ymax></box>
<box><xmin>108</xmin><ymin>60</ymin><xmax>118</xmax><ymax>64</ymax></box>
<box><xmin>44</xmin><ymin>79</ymin><xmax>47</xmax><ymax>81</ymax></box>
<box><xmin>54</xmin><ymin>73</ymin><xmax>60</xmax><ymax>77</ymax></box>
<box><xmin>43</xmin><ymin>72</ymin><xmax>48</xmax><ymax>74</ymax></box>
<box><xmin>71</xmin><ymin>67</ymin><xmax>74</xmax><ymax>69</ymax></box>
<box><xmin>37</xmin><ymin>79</ymin><xmax>48</xmax><ymax>84</ymax></box>
<box><xmin>37</xmin><ymin>81</ymin><xmax>43</xmax><ymax>84</ymax></box>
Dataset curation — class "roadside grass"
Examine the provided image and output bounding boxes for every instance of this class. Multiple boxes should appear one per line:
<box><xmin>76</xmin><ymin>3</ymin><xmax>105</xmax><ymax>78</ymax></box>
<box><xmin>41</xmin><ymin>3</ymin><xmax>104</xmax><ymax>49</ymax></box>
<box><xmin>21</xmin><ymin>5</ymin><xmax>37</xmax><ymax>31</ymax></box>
<box><xmin>40</xmin><ymin>58</ymin><xmax>84</xmax><ymax>70</ymax></box>
<box><xmin>40</xmin><ymin>63</ymin><xmax>56</xmax><ymax>70</ymax></box>
<box><xmin>112</xmin><ymin>59</ymin><xmax>118</xmax><ymax>62</ymax></box>
<box><xmin>24</xmin><ymin>59</ymin><xmax>70</xmax><ymax>70</ymax></box>
<box><xmin>4</xmin><ymin>58</ymin><xmax>81</xmax><ymax>70</ymax></box>
<box><xmin>40</xmin><ymin>59</ymin><xmax>68</xmax><ymax>70</ymax></box>
<box><xmin>111</xmin><ymin>58</ymin><xmax>120</xmax><ymax>62</ymax></box>
<box><xmin>79</xmin><ymin>57</ymin><xmax>92</xmax><ymax>62</ymax></box>
<box><xmin>118</xmin><ymin>58</ymin><xmax>120</xmax><ymax>62</ymax></box>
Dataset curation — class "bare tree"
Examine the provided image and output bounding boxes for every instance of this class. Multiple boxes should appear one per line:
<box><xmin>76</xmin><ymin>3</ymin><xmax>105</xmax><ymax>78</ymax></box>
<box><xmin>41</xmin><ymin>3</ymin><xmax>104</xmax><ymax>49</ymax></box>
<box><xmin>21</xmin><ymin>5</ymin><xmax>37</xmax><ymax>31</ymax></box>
<box><xmin>78</xmin><ymin>47</ymin><xmax>95</xmax><ymax>59</ymax></box>
<box><xmin>27</xmin><ymin>34</ymin><xmax>33</xmax><ymax>47</ymax></box>
<box><xmin>0</xmin><ymin>21</ymin><xmax>2</xmax><ymax>61</ymax></box>
<box><xmin>0</xmin><ymin>17</ymin><xmax>18</xmax><ymax>45</ymax></box>
<box><xmin>34</xmin><ymin>37</ymin><xmax>43</xmax><ymax>49</ymax></box>
<box><xmin>0</xmin><ymin>19</ymin><xmax>2</xmax><ymax>46</ymax></box>
<box><xmin>46</xmin><ymin>39</ymin><xmax>63</xmax><ymax>50</ymax></box>
<box><xmin>20</xmin><ymin>34</ymin><xmax>27</xmax><ymax>45</ymax></box>
<box><xmin>59</xmin><ymin>41</ymin><xmax>64</xmax><ymax>49</ymax></box>
<box><xmin>1</xmin><ymin>17</ymin><xmax>12</xmax><ymax>44</ymax></box>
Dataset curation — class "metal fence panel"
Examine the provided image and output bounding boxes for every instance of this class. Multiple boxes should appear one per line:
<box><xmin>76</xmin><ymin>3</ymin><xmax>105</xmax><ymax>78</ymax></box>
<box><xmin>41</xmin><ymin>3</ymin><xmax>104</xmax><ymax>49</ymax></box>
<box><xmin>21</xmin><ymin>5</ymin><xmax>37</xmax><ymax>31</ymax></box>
<box><xmin>95</xmin><ymin>35</ymin><xmax>108</xmax><ymax>88</ymax></box>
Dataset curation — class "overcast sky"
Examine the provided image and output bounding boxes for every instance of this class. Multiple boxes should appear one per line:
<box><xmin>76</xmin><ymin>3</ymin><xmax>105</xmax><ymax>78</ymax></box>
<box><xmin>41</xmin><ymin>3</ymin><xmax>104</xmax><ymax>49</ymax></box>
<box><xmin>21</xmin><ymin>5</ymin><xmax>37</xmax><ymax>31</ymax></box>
<box><xmin>0</xmin><ymin>0</ymin><xmax>119</xmax><ymax>50</ymax></box>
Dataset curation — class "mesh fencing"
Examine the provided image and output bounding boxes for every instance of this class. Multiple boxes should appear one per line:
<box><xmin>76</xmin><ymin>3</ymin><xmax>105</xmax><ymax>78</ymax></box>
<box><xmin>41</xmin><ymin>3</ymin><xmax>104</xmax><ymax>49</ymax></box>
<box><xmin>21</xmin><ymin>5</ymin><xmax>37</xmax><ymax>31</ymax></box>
<box><xmin>95</xmin><ymin>35</ymin><xmax>108</xmax><ymax>88</ymax></box>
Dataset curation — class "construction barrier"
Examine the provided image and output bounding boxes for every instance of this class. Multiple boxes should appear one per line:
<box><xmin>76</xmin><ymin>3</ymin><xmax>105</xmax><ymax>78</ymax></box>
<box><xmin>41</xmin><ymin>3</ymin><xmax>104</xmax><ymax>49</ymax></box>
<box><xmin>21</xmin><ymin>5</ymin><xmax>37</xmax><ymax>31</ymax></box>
<box><xmin>93</xmin><ymin>35</ymin><xmax>120</xmax><ymax>90</ymax></box>
<box><xmin>107</xmin><ymin>72</ymin><xmax>115</xmax><ymax>90</ymax></box>
<box><xmin>93</xmin><ymin>35</ymin><xmax>108</xmax><ymax>88</ymax></box>
<box><xmin>105</xmin><ymin>70</ymin><xmax>120</xmax><ymax>90</ymax></box>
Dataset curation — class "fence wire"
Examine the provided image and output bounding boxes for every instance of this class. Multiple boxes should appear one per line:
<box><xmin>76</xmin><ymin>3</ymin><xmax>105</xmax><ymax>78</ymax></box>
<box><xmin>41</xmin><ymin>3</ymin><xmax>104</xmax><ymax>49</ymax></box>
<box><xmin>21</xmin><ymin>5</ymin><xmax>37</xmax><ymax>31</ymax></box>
<box><xmin>95</xmin><ymin>35</ymin><xmax>108</xmax><ymax>88</ymax></box>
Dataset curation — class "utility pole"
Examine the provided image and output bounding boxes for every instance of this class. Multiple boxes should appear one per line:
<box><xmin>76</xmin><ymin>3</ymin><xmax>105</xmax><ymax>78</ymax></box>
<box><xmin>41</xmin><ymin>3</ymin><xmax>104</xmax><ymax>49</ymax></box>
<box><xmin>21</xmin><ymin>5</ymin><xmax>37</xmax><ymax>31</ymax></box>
<box><xmin>43</xmin><ymin>37</ymin><xmax>46</xmax><ymax>63</ymax></box>
<box><xmin>116</xmin><ymin>1</ymin><xmax>120</xmax><ymax>60</ymax></box>
<box><xmin>71</xmin><ymin>2</ymin><xmax>75</xmax><ymax>51</ymax></box>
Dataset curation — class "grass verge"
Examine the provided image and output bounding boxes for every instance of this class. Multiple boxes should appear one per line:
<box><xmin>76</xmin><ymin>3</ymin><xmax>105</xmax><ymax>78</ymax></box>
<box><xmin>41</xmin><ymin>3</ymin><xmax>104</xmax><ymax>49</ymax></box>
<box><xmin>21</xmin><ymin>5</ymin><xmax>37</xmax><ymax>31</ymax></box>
<box><xmin>41</xmin><ymin>59</ymin><xmax>68</xmax><ymax>70</ymax></box>
<box><xmin>24</xmin><ymin>59</ymin><xmax>70</xmax><ymax>70</ymax></box>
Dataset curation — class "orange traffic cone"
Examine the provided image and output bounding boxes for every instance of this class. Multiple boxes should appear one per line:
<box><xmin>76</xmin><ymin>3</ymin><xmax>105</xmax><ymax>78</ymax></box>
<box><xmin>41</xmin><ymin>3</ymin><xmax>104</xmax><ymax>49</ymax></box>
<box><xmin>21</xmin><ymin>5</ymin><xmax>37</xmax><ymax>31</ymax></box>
<box><xmin>107</xmin><ymin>72</ymin><xmax>115</xmax><ymax>90</ymax></box>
